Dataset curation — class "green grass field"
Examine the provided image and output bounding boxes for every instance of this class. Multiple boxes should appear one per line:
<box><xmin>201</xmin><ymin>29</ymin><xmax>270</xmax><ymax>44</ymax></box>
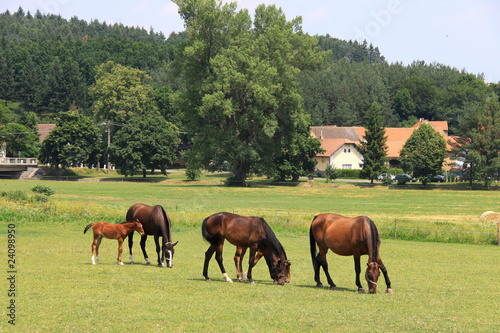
<box><xmin>1</xmin><ymin>175</ymin><xmax>499</xmax><ymax>331</ymax></box>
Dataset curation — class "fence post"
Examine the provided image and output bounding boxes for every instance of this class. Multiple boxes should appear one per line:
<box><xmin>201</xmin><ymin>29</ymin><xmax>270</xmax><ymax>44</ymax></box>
<box><xmin>394</xmin><ymin>219</ymin><xmax>397</xmax><ymax>240</ymax></box>
<box><xmin>54</xmin><ymin>204</ymin><xmax>57</xmax><ymax>216</ymax></box>
<box><xmin>287</xmin><ymin>211</ymin><xmax>290</xmax><ymax>227</ymax></box>
<box><xmin>497</xmin><ymin>222</ymin><xmax>500</xmax><ymax>246</ymax></box>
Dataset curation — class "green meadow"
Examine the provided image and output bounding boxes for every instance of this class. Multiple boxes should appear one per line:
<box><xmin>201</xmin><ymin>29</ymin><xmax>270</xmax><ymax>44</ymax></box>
<box><xmin>1</xmin><ymin>174</ymin><xmax>499</xmax><ymax>331</ymax></box>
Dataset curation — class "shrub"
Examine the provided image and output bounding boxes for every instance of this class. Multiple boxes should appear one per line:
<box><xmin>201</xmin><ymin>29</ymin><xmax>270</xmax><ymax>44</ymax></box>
<box><xmin>1</xmin><ymin>190</ymin><xmax>28</xmax><ymax>202</ymax></box>
<box><xmin>31</xmin><ymin>185</ymin><xmax>55</xmax><ymax>196</ymax></box>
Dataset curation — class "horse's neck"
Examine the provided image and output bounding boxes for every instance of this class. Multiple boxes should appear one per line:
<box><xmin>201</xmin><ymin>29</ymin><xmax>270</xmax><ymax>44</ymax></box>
<box><xmin>122</xmin><ymin>223</ymin><xmax>137</xmax><ymax>234</ymax></box>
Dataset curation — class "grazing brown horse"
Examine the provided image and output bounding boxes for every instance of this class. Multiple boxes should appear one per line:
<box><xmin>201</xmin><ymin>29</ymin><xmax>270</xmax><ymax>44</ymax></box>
<box><xmin>84</xmin><ymin>220</ymin><xmax>144</xmax><ymax>265</ymax></box>
<box><xmin>310</xmin><ymin>213</ymin><xmax>393</xmax><ymax>293</ymax></box>
<box><xmin>126</xmin><ymin>204</ymin><xmax>178</xmax><ymax>267</ymax></box>
<box><xmin>202</xmin><ymin>212</ymin><xmax>290</xmax><ymax>285</ymax></box>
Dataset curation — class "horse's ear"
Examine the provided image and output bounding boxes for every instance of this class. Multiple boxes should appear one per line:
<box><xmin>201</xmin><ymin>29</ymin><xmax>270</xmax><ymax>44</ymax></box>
<box><xmin>287</xmin><ymin>260</ymin><xmax>291</xmax><ymax>265</ymax></box>
<box><xmin>173</xmin><ymin>241</ymin><xmax>179</xmax><ymax>247</ymax></box>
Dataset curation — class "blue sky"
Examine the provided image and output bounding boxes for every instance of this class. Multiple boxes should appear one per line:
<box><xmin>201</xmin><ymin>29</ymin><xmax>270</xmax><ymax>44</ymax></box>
<box><xmin>3</xmin><ymin>0</ymin><xmax>500</xmax><ymax>83</ymax></box>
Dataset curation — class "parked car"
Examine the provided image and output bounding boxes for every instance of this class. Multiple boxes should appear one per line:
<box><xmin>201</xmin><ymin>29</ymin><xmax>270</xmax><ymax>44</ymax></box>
<box><xmin>394</xmin><ymin>174</ymin><xmax>413</xmax><ymax>184</ymax></box>
<box><xmin>378</xmin><ymin>173</ymin><xmax>395</xmax><ymax>181</ymax></box>
<box><xmin>429</xmin><ymin>175</ymin><xmax>445</xmax><ymax>182</ymax></box>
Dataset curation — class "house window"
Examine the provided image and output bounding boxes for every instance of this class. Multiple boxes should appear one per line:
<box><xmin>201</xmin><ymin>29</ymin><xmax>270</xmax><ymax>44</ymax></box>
<box><xmin>342</xmin><ymin>164</ymin><xmax>352</xmax><ymax>169</ymax></box>
<box><xmin>344</xmin><ymin>148</ymin><xmax>351</xmax><ymax>153</ymax></box>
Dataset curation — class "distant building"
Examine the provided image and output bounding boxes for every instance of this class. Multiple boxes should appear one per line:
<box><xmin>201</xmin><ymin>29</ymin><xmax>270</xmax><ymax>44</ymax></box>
<box><xmin>311</xmin><ymin>120</ymin><xmax>454</xmax><ymax>175</ymax></box>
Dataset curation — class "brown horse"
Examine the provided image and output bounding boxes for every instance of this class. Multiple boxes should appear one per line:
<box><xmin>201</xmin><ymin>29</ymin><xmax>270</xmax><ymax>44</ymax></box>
<box><xmin>310</xmin><ymin>213</ymin><xmax>393</xmax><ymax>293</ymax></box>
<box><xmin>84</xmin><ymin>220</ymin><xmax>144</xmax><ymax>265</ymax></box>
<box><xmin>126</xmin><ymin>203</ymin><xmax>178</xmax><ymax>267</ymax></box>
<box><xmin>202</xmin><ymin>212</ymin><xmax>290</xmax><ymax>285</ymax></box>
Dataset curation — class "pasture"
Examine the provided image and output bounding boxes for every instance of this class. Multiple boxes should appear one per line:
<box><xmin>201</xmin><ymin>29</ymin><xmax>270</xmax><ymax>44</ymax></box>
<box><xmin>1</xmin><ymin>176</ymin><xmax>499</xmax><ymax>331</ymax></box>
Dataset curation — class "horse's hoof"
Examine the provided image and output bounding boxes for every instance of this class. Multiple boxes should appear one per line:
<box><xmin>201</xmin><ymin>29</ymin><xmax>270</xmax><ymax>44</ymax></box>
<box><xmin>386</xmin><ymin>288</ymin><xmax>394</xmax><ymax>294</ymax></box>
<box><xmin>118</xmin><ymin>262</ymin><xmax>124</xmax><ymax>265</ymax></box>
<box><xmin>316</xmin><ymin>283</ymin><xmax>323</xmax><ymax>288</ymax></box>
<box><xmin>205</xmin><ymin>277</ymin><xmax>211</xmax><ymax>282</ymax></box>
<box><xmin>129</xmin><ymin>261</ymin><xmax>134</xmax><ymax>264</ymax></box>
<box><xmin>329</xmin><ymin>286</ymin><xmax>337</xmax><ymax>291</ymax></box>
<box><xmin>250</xmin><ymin>280</ymin><xmax>255</xmax><ymax>285</ymax></box>
<box><xmin>227</xmin><ymin>279</ymin><xmax>233</xmax><ymax>283</ymax></box>
<box><xmin>358</xmin><ymin>287</ymin><xmax>366</xmax><ymax>293</ymax></box>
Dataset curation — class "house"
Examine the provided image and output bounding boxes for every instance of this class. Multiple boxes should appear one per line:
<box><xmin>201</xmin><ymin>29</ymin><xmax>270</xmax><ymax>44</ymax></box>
<box><xmin>310</xmin><ymin>127</ymin><xmax>365</xmax><ymax>172</ymax></box>
<box><xmin>311</xmin><ymin>120</ymin><xmax>453</xmax><ymax>175</ymax></box>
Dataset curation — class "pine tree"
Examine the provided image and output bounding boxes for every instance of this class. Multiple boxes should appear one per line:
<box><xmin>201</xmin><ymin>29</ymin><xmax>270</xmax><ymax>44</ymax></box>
<box><xmin>357</xmin><ymin>102</ymin><xmax>388</xmax><ymax>184</ymax></box>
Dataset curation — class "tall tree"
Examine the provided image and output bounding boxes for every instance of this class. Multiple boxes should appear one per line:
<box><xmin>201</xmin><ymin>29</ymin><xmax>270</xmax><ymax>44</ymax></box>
<box><xmin>1</xmin><ymin>123</ymin><xmax>39</xmax><ymax>157</ymax></box>
<box><xmin>89</xmin><ymin>61</ymin><xmax>156</xmax><ymax>123</ymax></box>
<box><xmin>357</xmin><ymin>102</ymin><xmax>388</xmax><ymax>183</ymax></box>
<box><xmin>451</xmin><ymin>94</ymin><xmax>500</xmax><ymax>186</ymax></box>
<box><xmin>399</xmin><ymin>123</ymin><xmax>447</xmax><ymax>185</ymax></box>
<box><xmin>173</xmin><ymin>0</ymin><xmax>326</xmax><ymax>183</ymax></box>
<box><xmin>39</xmin><ymin>111</ymin><xmax>102</xmax><ymax>176</ymax></box>
<box><xmin>110</xmin><ymin>111</ymin><xmax>180</xmax><ymax>178</ymax></box>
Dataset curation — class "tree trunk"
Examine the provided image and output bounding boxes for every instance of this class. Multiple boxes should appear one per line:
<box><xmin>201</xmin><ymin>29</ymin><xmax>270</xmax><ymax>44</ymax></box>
<box><xmin>143</xmin><ymin>169</ymin><xmax>147</xmax><ymax>178</ymax></box>
<box><xmin>233</xmin><ymin>161</ymin><xmax>248</xmax><ymax>186</ymax></box>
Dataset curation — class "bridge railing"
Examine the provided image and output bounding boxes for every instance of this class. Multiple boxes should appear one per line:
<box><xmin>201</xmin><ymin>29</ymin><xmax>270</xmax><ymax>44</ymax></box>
<box><xmin>0</xmin><ymin>157</ymin><xmax>38</xmax><ymax>165</ymax></box>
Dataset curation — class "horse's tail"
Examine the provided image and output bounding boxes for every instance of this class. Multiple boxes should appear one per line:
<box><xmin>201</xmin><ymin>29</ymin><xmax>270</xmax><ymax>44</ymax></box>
<box><xmin>83</xmin><ymin>223</ymin><xmax>95</xmax><ymax>234</ymax></box>
<box><xmin>201</xmin><ymin>215</ymin><xmax>219</xmax><ymax>244</ymax></box>
<box><xmin>310</xmin><ymin>216</ymin><xmax>319</xmax><ymax>269</ymax></box>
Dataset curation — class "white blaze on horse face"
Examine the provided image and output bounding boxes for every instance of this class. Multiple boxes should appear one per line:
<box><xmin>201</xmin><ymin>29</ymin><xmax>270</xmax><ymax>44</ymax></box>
<box><xmin>223</xmin><ymin>273</ymin><xmax>233</xmax><ymax>283</ymax></box>
<box><xmin>166</xmin><ymin>250</ymin><xmax>173</xmax><ymax>267</ymax></box>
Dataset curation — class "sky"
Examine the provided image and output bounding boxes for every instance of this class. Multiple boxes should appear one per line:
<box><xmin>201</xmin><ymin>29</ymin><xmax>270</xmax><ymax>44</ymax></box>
<box><xmin>3</xmin><ymin>0</ymin><xmax>500</xmax><ymax>83</ymax></box>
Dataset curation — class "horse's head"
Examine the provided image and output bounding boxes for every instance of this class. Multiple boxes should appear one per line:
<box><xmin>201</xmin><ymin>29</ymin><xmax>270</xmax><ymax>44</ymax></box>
<box><xmin>133</xmin><ymin>219</ymin><xmax>145</xmax><ymax>235</ymax></box>
<box><xmin>271</xmin><ymin>257</ymin><xmax>290</xmax><ymax>285</ymax></box>
<box><xmin>164</xmin><ymin>241</ymin><xmax>179</xmax><ymax>268</ymax></box>
<box><xmin>365</xmin><ymin>262</ymin><xmax>382</xmax><ymax>293</ymax></box>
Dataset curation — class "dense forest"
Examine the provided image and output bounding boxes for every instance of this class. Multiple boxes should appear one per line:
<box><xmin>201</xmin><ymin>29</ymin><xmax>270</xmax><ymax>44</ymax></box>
<box><xmin>0</xmin><ymin>7</ymin><xmax>498</xmax><ymax>133</ymax></box>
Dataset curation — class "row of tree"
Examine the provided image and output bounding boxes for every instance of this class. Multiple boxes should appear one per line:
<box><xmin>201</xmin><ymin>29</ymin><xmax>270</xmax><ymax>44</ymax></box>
<box><xmin>0</xmin><ymin>2</ymin><xmax>499</xmax><ymax>183</ymax></box>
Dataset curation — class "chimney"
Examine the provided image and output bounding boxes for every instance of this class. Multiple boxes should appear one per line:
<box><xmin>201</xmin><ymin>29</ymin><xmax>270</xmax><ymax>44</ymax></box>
<box><xmin>320</xmin><ymin>129</ymin><xmax>323</xmax><ymax>140</ymax></box>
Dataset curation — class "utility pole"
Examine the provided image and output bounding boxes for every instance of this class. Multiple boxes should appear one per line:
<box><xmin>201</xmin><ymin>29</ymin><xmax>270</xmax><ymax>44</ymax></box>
<box><xmin>106</xmin><ymin>121</ymin><xmax>110</xmax><ymax>174</ymax></box>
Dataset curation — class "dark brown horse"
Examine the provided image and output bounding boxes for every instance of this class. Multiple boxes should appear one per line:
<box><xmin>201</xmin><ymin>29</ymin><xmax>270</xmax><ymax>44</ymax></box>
<box><xmin>202</xmin><ymin>212</ymin><xmax>290</xmax><ymax>285</ymax></box>
<box><xmin>310</xmin><ymin>213</ymin><xmax>393</xmax><ymax>293</ymax></box>
<box><xmin>84</xmin><ymin>220</ymin><xmax>144</xmax><ymax>265</ymax></box>
<box><xmin>126</xmin><ymin>203</ymin><xmax>178</xmax><ymax>267</ymax></box>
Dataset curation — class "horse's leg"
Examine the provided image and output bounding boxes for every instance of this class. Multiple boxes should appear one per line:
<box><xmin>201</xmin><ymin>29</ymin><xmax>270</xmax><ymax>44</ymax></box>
<box><xmin>203</xmin><ymin>244</ymin><xmax>216</xmax><ymax>281</ymax></box>
<box><xmin>246</xmin><ymin>247</ymin><xmax>258</xmax><ymax>285</ymax></box>
<box><xmin>91</xmin><ymin>235</ymin><xmax>99</xmax><ymax>265</ymax></box>
<box><xmin>117</xmin><ymin>238</ymin><xmax>124</xmax><ymax>265</ymax></box>
<box><xmin>378</xmin><ymin>257</ymin><xmax>393</xmax><ymax>293</ymax></box>
<box><xmin>244</xmin><ymin>250</ymin><xmax>261</xmax><ymax>279</ymax></box>
<box><xmin>95</xmin><ymin>235</ymin><xmax>103</xmax><ymax>264</ymax></box>
<box><xmin>234</xmin><ymin>247</ymin><xmax>247</xmax><ymax>282</ymax></box>
<box><xmin>140</xmin><ymin>234</ymin><xmax>152</xmax><ymax>265</ymax></box>
<box><xmin>154</xmin><ymin>235</ymin><xmax>164</xmax><ymax>267</ymax></box>
<box><xmin>316</xmin><ymin>247</ymin><xmax>336</xmax><ymax>290</ymax></box>
<box><xmin>128</xmin><ymin>232</ymin><xmax>134</xmax><ymax>264</ymax></box>
<box><xmin>354</xmin><ymin>254</ymin><xmax>365</xmax><ymax>293</ymax></box>
<box><xmin>214</xmin><ymin>242</ymin><xmax>232</xmax><ymax>283</ymax></box>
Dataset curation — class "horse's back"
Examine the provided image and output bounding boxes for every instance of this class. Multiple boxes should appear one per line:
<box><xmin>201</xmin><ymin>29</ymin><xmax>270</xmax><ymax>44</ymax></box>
<box><xmin>203</xmin><ymin>212</ymin><xmax>263</xmax><ymax>247</ymax></box>
<box><xmin>312</xmin><ymin>214</ymin><xmax>369</xmax><ymax>256</ymax></box>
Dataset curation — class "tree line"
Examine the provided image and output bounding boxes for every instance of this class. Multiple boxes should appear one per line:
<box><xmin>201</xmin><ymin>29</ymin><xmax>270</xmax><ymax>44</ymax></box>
<box><xmin>0</xmin><ymin>3</ymin><xmax>498</xmax><ymax>183</ymax></box>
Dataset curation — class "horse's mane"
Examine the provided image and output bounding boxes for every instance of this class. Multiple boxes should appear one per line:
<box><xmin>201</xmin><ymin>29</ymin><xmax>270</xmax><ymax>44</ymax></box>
<box><xmin>259</xmin><ymin>218</ymin><xmax>285</xmax><ymax>258</ymax></box>
<box><xmin>366</xmin><ymin>217</ymin><xmax>379</xmax><ymax>263</ymax></box>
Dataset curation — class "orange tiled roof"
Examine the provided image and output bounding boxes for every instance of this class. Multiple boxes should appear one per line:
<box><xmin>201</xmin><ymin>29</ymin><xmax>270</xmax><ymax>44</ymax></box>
<box><xmin>37</xmin><ymin>124</ymin><xmax>56</xmax><ymax>142</ymax></box>
<box><xmin>316</xmin><ymin>138</ymin><xmax>359</xmax><ymax>157</ymax></box>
